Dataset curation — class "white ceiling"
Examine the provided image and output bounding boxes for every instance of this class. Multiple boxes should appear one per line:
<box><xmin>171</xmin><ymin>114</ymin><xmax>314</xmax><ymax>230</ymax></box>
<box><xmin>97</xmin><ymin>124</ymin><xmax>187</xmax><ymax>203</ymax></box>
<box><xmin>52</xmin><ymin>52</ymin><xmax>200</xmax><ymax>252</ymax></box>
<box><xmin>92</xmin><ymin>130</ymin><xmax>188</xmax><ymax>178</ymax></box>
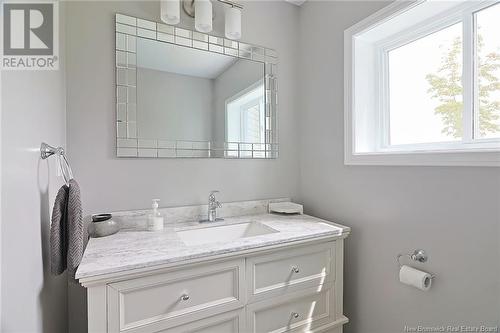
<box><xmin>284</xmin><ymin>0</ymin><xmax>307</xmax><ymax>6</ymax></box>
<box><xmin>137</xmin><ymin>38</ymin><xmax>237</xmax><ymax>79</ymax></box>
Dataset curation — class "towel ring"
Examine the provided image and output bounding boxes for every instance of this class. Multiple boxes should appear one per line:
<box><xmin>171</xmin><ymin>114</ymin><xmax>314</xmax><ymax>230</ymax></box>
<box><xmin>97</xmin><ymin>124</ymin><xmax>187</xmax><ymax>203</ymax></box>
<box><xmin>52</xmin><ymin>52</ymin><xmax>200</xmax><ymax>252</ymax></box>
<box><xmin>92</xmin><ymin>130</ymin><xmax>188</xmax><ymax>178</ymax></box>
<box><xmin>58</xmin><ymin>154</ymin><xmax>73</xmax><ymax>184</ymax></box>
<box><xmin>41</xmin><ymin>142</ymin><xmax>74</xmax><ymax>185</ymax></box>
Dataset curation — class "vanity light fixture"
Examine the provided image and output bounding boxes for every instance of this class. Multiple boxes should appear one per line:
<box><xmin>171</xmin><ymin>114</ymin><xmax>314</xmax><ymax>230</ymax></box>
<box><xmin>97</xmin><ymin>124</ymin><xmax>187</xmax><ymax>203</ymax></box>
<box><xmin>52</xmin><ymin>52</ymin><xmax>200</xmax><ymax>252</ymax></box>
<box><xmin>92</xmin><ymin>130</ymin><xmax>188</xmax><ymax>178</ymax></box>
<box><xmin>164</xmin><ymin>0</ymin><xmax>243</xmax><ymax>38</ymax></box>
<box><xmin>160</xmin><ymin>0</ymin><xmax>181</xmax><ymax>25</ymax></box>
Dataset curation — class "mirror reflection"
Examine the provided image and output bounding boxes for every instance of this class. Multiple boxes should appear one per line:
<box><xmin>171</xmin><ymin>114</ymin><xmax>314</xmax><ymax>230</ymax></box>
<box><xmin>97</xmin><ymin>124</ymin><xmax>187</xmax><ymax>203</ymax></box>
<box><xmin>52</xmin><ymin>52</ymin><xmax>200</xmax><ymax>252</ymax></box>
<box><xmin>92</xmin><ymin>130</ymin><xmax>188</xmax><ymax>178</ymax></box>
<box><xmin>136</xmin><ymin>38</ymin><xmax>265</xmax><ymax>157</ymax></box>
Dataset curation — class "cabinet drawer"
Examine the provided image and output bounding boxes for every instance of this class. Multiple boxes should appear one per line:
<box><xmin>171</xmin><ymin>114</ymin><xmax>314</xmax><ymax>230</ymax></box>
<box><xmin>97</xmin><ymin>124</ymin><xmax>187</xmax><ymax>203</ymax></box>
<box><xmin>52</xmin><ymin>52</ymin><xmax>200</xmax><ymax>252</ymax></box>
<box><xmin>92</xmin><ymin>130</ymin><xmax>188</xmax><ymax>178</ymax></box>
<box><xmin>158</xmin><ymin>309</ymin><xmax>244</xmax><ymax>333</ymax></box>
<box><xmin>246</xmin><ymin>286</ymin><xmax>335</xmax><ymax>333</ymax></box>
<box><xmin>107</xmin><ymin>259</ymin><xmax>245</xmax><ymax>332</ymax></box>
<box><xmin>246</xmin><ymin>242</ymin><xmax>335</xmax><ymax>302</ymax></box>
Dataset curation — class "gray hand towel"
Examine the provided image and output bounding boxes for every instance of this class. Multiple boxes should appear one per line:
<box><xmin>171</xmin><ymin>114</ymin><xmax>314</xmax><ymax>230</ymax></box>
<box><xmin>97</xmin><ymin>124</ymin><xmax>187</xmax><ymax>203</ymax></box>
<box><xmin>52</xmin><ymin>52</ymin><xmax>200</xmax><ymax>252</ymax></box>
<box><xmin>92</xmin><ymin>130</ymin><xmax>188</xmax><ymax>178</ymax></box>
<box><xmin>50</xmin><ymin>179</ymin><xmax>87</xmax><ymax>281</ymax></box>
<box><xmin>50</xmin><ymin>185</ymin><xmax>69</xmax><ymax>275</ymax></box>
<box><xmin>67</xmin><ymin>179</ymin><xmax>85</xmax><ymax>280</ymax></box>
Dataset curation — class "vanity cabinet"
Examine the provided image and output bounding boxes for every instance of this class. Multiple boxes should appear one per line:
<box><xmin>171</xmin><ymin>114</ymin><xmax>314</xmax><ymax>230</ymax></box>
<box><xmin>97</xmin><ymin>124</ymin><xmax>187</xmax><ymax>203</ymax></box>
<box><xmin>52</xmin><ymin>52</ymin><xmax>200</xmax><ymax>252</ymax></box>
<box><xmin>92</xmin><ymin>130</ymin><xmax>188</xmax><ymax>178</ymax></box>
<box><xmin>83</xmin><ymin>240</ymin><xmax>347</xmax><ymax>333</ymax></box>
<box><xmin>107</xmin><ymin>260</ymin><xmax>245</xmax><ymax>332</ymax></box>
<box><xmin>158</xmin><ymin>310</ymin><xmax>245</xmax><ymax>333</ymax></box>
<box><xmin>247</xmin><ymin>286</ymin><xmax>334</xmax><ymax>333</ymax></box>
<box><xmin>246</xmin><ymin>243</ymin><xmax>334</xmax><ymax>303</ymax></box>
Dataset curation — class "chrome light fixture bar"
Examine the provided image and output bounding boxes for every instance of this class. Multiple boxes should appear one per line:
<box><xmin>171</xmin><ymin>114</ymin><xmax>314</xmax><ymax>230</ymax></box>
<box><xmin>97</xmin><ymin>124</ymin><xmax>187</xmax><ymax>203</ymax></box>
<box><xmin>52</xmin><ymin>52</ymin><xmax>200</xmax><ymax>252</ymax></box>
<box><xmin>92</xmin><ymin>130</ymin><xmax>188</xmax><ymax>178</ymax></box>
<box><xmin>217</xmin><ymin>0</ymin><xmax>243</xmax><ymax>10</ymax></box>
<box><xmin>182</xmin><ymin>0</ymin><xmax>243</xmax><ymax>16</ymax></box>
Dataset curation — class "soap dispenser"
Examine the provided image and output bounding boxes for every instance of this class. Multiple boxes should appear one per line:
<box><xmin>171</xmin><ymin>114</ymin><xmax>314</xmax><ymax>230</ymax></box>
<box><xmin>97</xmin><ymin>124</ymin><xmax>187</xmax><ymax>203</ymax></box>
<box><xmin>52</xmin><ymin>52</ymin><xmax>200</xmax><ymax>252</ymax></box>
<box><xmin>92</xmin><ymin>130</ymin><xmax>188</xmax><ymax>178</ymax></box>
<box><xmin>148</xmin><ymin>199</ymin><xmax>164</xmax><ymax>231</ymax></box>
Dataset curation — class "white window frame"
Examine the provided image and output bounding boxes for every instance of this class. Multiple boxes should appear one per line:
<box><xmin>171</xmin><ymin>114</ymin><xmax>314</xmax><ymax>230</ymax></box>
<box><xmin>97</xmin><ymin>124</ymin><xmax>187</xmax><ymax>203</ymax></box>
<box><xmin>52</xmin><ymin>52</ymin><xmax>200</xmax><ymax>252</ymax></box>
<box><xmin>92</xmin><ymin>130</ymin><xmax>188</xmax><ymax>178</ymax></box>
<box><xmin>239</xmin><ymin>99</ymin><xmax>264</xmax><ymax>143</ymax></box>
<box><xmin>224</xmin><ymin>79</ymin><xmax>265</xmax><ymax>157</ymax></box>
<box><xmin>344</xmin><ymin>0</ymin><xmax>500</xmax><ymax>166</ymax></box>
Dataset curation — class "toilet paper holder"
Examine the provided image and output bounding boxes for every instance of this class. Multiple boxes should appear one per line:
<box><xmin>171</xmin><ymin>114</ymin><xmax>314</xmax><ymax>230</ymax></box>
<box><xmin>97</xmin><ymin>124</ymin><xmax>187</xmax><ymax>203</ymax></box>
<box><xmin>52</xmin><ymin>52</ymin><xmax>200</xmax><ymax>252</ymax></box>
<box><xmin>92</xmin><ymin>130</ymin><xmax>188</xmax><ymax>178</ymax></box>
<box><xmin>397</xmin><ymin>249</ymin><xmax>436</xmax><ymax>279</ymax></box>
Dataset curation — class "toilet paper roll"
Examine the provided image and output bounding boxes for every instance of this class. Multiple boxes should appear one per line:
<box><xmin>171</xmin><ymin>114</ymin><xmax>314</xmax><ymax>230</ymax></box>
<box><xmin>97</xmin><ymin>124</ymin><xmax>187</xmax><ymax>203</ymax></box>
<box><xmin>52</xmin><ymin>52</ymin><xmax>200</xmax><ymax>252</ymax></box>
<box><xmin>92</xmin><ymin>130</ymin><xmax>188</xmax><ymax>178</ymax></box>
<box><xmin>399</xmin><ymin>265</ymin><xmax>432</xmax><ymax>291</ymax></box>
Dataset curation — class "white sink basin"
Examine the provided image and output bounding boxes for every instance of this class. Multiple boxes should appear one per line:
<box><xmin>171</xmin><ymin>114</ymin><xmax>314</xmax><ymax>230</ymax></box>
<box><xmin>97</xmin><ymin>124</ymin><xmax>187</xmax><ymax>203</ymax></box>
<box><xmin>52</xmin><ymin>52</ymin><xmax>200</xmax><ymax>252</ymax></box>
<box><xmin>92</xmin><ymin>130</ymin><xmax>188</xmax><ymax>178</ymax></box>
<box><xmin>176</xmin><ymin>222</ymin><xmax>279</xmax><ymax>246</ymax></box>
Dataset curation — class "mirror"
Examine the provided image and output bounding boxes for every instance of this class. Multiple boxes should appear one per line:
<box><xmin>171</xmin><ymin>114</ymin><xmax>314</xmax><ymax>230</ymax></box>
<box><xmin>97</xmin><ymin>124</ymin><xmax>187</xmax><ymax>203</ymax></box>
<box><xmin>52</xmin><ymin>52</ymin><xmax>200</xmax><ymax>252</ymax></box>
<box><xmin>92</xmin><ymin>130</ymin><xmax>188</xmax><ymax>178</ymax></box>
<box><xmin>137</xmin><ymin>39</ymin><xmax>265</xmax><ymax>150</ymax></box>
<box><xmin>115</xmin><ymin>14</ymin><xmax>278</xmax><ymax>158</ymax></box>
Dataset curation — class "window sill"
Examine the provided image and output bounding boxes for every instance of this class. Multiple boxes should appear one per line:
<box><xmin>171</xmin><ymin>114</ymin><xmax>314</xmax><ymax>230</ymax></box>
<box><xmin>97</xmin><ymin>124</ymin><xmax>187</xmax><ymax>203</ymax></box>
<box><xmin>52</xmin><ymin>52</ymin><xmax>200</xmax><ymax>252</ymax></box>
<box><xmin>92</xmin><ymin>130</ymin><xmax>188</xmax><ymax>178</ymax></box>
<box><xmin>345</xmin><ymin>150</ymin><xmax>500</xmax><ymax>167</ymax></box>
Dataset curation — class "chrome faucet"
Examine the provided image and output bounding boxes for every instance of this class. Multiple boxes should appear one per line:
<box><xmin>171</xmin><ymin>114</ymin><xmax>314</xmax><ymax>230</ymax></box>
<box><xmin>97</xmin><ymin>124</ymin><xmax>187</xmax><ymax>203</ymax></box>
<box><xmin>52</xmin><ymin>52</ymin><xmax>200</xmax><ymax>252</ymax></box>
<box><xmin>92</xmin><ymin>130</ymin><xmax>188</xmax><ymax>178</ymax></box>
<box><xmin>204</xmin><ymin>190</ymin><xmax>223</xmax><ymax>223</ymax></box>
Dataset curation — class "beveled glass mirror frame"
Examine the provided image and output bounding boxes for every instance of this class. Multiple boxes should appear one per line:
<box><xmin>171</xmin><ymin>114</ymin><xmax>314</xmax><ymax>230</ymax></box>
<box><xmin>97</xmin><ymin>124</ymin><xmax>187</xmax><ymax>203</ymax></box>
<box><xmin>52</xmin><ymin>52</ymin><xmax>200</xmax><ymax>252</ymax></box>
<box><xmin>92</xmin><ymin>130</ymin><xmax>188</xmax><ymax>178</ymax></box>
<box><xmin>115</xmin><ymin>13</ymin><xmax>278</xmax><ymax>158</ymax></box>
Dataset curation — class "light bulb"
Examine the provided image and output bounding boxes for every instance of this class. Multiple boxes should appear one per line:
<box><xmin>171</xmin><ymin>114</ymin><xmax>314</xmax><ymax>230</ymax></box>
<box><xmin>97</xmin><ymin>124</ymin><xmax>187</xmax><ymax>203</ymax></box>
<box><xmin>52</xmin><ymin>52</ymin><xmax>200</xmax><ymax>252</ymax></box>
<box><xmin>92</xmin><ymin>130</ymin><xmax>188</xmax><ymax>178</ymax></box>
<box><xmin>161</xmin><ymin>0</ymin><xmax>180</xmax><ymax>25</ymax></box>
<box><xmin>195</xmin><ymin>0</ymin><xmax>212</xmax><ymax>33</ymax></box>
<box><xmin>225</xmin><ymin>6</ymin><xmax>241</xmax><ymax>40</ymax></box>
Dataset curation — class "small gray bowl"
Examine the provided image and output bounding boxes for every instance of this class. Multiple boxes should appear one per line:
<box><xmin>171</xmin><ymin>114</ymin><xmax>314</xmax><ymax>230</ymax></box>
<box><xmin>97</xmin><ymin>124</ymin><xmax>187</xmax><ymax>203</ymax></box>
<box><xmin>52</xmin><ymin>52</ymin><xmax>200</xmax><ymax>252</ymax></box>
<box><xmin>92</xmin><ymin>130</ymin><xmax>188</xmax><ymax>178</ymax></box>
<box><xmin>90</xmin><ymin>214</ymin><xmax>119</xmax><ymax>238</ymax></box>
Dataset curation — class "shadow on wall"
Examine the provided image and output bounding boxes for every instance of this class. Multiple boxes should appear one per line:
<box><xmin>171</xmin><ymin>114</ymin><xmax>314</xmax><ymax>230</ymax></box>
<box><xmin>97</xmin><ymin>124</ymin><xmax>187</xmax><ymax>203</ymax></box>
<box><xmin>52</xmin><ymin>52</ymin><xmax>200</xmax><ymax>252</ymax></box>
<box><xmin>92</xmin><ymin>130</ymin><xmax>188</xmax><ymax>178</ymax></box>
<box><xmin>68</xmin><ymin>282</ymin><xmax>88</xmax><ymax>333</ymax></box>
<box><xmin>38</xmin><ymin>159</ymin><xmax>68</xmax><ymax>333</ymax></box>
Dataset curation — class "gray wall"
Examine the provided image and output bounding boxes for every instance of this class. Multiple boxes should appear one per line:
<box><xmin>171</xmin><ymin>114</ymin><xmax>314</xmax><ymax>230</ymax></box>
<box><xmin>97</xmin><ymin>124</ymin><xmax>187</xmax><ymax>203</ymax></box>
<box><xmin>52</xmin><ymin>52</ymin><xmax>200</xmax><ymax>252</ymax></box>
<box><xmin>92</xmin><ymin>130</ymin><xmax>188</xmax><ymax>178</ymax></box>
<box><xmin>0</xmin><ymin>5</ymin><xmax>68</xmax><ymax>332</ymax></box>
<box><xmin>298</xmin><ymin>2</ymin><xmax>500</xmax><ymax>332</ymax></box>
<box><xmin>66</xmin><ymin>0</ymin><xmax>299</xmax><ymax>213</ymax></box>
<box><xmin>63</xmin><ymin>1</ymin><xmax>499</xmax><ymax>332</ymax></box>
<box><xmin>65</xmin><ymin>1</ymin><xmax>299</xmax><ymax>331</ymax></box>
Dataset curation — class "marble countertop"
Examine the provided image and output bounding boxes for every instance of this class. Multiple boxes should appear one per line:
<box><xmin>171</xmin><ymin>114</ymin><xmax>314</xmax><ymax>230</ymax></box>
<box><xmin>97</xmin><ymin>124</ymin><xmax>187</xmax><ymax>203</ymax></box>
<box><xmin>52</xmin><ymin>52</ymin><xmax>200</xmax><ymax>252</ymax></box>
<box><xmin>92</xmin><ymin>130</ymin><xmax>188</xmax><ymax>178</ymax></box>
<box><xmin>76</xmin><ymin>213</ymin><xmax>350</xmax><ymax>280</ymax></box>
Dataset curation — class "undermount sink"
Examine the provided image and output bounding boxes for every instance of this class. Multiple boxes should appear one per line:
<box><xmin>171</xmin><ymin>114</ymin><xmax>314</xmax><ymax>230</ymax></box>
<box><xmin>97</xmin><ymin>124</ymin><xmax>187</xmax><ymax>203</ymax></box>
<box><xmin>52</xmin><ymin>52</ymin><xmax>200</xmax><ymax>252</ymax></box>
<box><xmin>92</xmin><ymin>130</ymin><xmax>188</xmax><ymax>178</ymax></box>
<box><xmin>176</xmin><ymin>221</ymin><xmax>279</xmax><ymax>246</ymax></box>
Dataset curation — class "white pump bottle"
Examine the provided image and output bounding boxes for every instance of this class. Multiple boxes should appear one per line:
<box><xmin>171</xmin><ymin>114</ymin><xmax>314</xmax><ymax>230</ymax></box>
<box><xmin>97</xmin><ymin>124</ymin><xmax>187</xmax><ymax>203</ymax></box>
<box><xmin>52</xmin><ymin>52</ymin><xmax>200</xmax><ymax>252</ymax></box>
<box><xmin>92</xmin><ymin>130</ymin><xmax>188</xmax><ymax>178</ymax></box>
<box><xmin>148</xmin><ymin>199</ymin><xmax>164</xmax><ymax>231</ymax></box>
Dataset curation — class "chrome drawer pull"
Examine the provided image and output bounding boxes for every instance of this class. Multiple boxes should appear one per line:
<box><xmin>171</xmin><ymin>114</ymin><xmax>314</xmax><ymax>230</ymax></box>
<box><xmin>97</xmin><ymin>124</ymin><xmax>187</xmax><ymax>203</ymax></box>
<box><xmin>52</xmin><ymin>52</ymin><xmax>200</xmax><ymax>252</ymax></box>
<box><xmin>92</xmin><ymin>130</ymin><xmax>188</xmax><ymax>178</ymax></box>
<box><xmin>291</xmin><ymin>266</ymin><xmax>300</xmax><ymax>274</ymax></box>
<box><xmin>291</xmin><ymin>312</ymin><xmax>300</xmax><ymax>319</ymax></box>
<box><xmin>180</xmin><ymin>294</ymin><xmax>190</xmax><ymax>301</ymax></box>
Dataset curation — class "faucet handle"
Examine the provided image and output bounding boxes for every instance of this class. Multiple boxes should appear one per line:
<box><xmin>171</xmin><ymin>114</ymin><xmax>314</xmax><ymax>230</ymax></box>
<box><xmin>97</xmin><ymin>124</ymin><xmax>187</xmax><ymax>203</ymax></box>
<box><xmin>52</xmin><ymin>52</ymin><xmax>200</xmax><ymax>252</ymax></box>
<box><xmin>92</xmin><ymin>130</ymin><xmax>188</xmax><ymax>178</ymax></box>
<box><xmin>209</xmin><ymin>190</ymin><xmax>219</xmax><ymax>201</ymax></box>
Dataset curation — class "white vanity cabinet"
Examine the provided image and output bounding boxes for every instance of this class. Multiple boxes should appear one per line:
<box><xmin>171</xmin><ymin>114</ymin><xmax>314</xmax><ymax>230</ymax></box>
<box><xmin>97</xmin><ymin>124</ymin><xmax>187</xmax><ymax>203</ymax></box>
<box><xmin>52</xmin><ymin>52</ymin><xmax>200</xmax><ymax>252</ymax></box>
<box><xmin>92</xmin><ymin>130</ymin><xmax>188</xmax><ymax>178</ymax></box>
<box><xmin>107</xmin><ymin>260</ymin><xmax>245</xmax><ymax>332</ymax></box>
<box><xmin>82</xmin><ymin>239</ymin><xmax>348</xmax><ymax>333</ymax></box>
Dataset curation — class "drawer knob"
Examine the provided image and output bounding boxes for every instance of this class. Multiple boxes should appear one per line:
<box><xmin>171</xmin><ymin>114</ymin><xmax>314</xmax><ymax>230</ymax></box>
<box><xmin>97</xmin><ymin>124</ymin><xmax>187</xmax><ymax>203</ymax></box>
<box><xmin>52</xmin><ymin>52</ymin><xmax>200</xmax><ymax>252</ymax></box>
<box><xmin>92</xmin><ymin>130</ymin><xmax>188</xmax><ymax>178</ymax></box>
<box><xmin>291</xmin><ymin>312</ymin><xmax>300</xmax><ymax>319</ymax></box>
<box><xmin>180</xmin><ymin>294</ymin><xmax>190</xmax><ymax>301</ymax></box>
<box><xmin>291</xmin><ymin>266</ymin><xmax>300</xmax><ymax>274</ymax></box>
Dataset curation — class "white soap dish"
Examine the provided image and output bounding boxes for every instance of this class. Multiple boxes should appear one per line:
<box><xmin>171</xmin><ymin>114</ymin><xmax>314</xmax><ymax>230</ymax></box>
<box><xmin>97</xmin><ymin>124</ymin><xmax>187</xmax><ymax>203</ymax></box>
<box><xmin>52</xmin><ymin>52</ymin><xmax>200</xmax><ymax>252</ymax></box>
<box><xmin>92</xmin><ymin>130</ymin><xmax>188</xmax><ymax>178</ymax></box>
<box><xmin>269</xmin><ymin>202</ymin><xmax>303</xmax><ymax>215</ymax></box>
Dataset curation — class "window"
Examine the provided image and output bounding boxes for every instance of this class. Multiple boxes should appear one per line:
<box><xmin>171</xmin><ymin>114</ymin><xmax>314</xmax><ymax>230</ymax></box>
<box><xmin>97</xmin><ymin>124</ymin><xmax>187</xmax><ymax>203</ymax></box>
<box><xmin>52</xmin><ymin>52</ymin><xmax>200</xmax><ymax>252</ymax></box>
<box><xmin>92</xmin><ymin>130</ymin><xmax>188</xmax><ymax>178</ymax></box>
<box><xmin>345</xmin><ymin>1</ymin><xmax>500</xmax><ymax>166</ymax></box>
<box><xmin>475</xmin><ymin>4</ymin><xmax>500</xmax><ymax>139</ymax></box>
<box><xmin>226</xmin><ymin>81</ymin><xmax>265</xmax><ymax>157</ymax></box>
<box><xmin>388</xmin><ymin>23</ymin><xmax>463</xmax><ymax>145</ymax></box>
